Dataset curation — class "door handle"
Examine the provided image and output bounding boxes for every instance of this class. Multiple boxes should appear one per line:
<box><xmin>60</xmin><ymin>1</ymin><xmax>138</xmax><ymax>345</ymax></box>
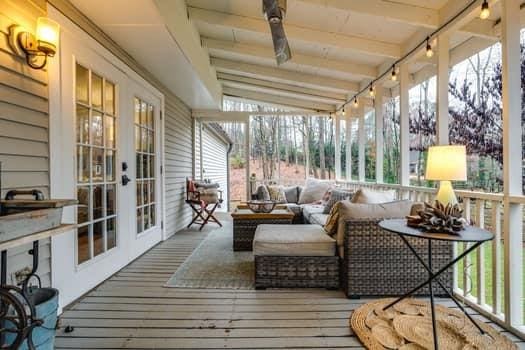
<box><xmin>121</xmin><ymin>174</ymin><xmax>132</xmax><ymax>186</ymax></box>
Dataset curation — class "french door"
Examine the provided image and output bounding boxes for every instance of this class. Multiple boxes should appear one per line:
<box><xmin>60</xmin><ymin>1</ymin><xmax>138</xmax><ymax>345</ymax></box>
<box><xmin>50</xmin><ymin>21</ymin><xmax>164</xmax><ymax>308</ymax></box>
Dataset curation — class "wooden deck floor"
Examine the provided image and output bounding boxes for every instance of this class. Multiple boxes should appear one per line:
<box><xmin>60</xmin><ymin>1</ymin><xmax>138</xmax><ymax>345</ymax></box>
<box><xmin>56</xmin><ymin>221</ymin><xmax>525</xmax><ymax>349</ymax></box>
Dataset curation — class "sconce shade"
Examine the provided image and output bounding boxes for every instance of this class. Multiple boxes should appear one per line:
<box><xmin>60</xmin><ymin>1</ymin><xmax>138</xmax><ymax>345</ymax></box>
<box><xmin>426</xmin><ymin>145</ymin><xmax>467</xmax><ymax>181</ymax></box>
<box><xmin>36</xmin><ymin>17</ymin><xmax>59</xmax><ymax>55</ymax></box>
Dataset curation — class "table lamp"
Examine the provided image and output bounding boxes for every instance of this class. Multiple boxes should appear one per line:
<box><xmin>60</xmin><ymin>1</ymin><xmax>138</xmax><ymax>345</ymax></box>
<box><xmin>425</xmin><ymin>145</ymin><xmax>467</xmax><ymax>206</ymax></box>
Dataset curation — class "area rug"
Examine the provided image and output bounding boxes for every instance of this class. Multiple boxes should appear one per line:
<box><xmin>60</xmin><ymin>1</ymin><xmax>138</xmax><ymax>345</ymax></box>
<box><xmin>350</xmin><ymin>298</ymin><xmax>517</xmax><ymax>350</ymax></box>
<box><xmin>165</xmin><ymin>223</ymin><xmax>254</xmax><ymax>289</ymax></box>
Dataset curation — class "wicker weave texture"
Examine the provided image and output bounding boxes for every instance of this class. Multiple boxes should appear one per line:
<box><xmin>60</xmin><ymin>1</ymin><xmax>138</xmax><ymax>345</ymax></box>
<box><xmin>233</xmin><ymin>218</ymin><xmax>294</xmax><ymax>251</ymax></box>
<box><xmin>342</xmin><ymin>219</ymin><xmax>454</xmax><ymax>298</ymax></box>
<box><xmin>255</xmin><ymin>255</ymin><xmax>340</xmax><ymax>289</ymax></box>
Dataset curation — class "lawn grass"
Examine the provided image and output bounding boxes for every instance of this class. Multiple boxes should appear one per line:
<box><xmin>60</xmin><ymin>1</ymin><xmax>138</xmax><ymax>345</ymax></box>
<box><xmin>456</xmin><ymin>242</ymin><xmax>525</xmax><ymax>323</ymax></box>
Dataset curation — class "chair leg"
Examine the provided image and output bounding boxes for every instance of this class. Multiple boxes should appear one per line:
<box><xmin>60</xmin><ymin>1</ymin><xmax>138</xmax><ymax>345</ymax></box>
<box><xmin>187</xmin><ymin>204</ymin><xmax>206</xmax><ymax>229</ymax></box>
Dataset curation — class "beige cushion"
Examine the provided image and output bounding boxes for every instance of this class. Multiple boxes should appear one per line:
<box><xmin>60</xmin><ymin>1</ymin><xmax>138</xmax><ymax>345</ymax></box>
<box><xmin>351</xmin><ymin>188</ymin><xmax>396</xmax><ymax>204</ymax></box>
<box><xmin>335</xmin><ymin>200</ymin><xmax>414</xmax><ymax>247</ymax></box>
<box><xmin>253</xmin><ymin>224</ymin><xmax>336</xmax><ymax>256</ymax></box>
<box><xmin>267</xmin><ymin>185</ymin><xmax>286</xmax><ymax>203</ymax></box>
<box><xmin>309</xmin><ymin>213</ymin><xmax>329</xmax><ymax>226</ymax></box>
<box><xmin>298</xmin><ymin>178</ymin><xmax>335</xmax><ymax>204</ymax></box>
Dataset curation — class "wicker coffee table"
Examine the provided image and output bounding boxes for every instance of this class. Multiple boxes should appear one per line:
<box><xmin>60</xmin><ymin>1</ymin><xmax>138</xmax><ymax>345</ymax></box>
<box><xmin>231</xmin><ymin>207</ymin><xmax>294</xmax><ymax>251</ymax></box>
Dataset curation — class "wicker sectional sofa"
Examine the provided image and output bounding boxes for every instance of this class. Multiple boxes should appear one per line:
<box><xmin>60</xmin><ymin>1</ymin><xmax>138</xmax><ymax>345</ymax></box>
<box><xmin>251</xmin><ymin>185</ymin><xmax>454</xmax><ymax>298</ymax></box>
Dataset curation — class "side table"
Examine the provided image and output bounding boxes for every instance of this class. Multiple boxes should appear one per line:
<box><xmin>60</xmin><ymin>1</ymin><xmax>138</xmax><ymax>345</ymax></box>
<box><xmin>379</xmin><ymin>219</ymin><xmax>494</xmax><ymax>350</ymax></box>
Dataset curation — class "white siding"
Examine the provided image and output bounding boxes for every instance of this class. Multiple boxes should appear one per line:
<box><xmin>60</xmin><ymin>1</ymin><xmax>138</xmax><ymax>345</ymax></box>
<box><xmin>0</xmin><ymin>0</ymin><xmax>52</xmax><ymax>286</ymax></box>
<box><xmin>201</xmin><ymin>125</ymin><xmax>229</xmax><ymax>212</ymax></box>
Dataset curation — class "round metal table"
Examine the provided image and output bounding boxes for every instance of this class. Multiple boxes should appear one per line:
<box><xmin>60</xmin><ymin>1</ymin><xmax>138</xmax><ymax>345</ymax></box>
<box><xmin>378</xmin><ymin>219</ymin><xmax>494</xmax><ymax>350</ymax></box>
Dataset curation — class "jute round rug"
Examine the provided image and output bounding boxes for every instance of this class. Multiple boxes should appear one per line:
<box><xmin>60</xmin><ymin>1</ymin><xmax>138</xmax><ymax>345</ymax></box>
<box><xmin>350</xmin><ymin>298</ymin><xmax>517</xmax><ymax>350</ymax></box>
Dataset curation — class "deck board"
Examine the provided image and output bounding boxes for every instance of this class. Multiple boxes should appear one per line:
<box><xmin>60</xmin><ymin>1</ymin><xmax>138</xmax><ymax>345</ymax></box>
<box><xmin>56</xmin><ymin>223</ymin><xmax>525</xmax><ymax>349</ymax></box>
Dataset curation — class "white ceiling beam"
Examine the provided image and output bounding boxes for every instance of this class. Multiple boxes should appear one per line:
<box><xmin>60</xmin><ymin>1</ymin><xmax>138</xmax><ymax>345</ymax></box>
<box><xmin>219</xmin><ymin>80</ymin><xmax>345</xmax><ymax>105</ymax></box>
<box><xmin>217</xmin><ymin>73</ymin><xmax>347</xmax><ymax>100</ymax></box>
<box><xmin>212</xmin><ymin>58</ymin><xmax>359</xmax><ymax>94</ymax></box>
<box><xmin>296</xmin><ymin>0</ymin><xmax>497</xmax><ymax>39</ymax></box>
<box><xmin>188</xmin><ymin>7</ymin><xmax>401</xmax><ymax>58</ymax></box>
<box><xmin>203</xmin><ymin>38</ymin><xmax>377</xmax><ymax>79</ymax></box>
<box><xmin>222</xmin><ymin>86</ymin><xmax>336</xmax><ymax>111</ymax></box>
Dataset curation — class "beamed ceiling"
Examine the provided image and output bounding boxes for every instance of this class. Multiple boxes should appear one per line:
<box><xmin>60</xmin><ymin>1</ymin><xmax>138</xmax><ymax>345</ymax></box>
<box><xmin>187</xmin><ymin>0</ymin><xmax>510</xmax><ymax>112</ymax></box>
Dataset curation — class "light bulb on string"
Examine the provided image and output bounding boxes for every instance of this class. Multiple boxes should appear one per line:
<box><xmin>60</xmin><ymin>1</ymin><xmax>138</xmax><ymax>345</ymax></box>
<box><xmin>369</xmin><ymin>85</ymin><xmax>375</xmax><ymax>97</ymax></box>
<box><xmin>480</xmin><ymin>0</ymin><xmax>490</xmax><ymax>20</ymax></box>
<box><xmin>391</xmin><ymin>65</ymin><xmax>397</xmax><ymax>81</ymax></box>
<box><xmin>353</xmin><ymin>97</ymin><xmax>359</xmax><ymax>108</ymax></box>
<box><xmin>426</xmin><ymin>37</ymin><xmax>433</xmax><ymax>58</ymax></box>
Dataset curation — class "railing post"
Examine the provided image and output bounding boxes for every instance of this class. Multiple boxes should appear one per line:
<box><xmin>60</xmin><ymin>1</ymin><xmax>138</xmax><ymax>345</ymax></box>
<box><xmin>345</xmin><ymin>112</ymin><xmax>352</xmax><ymax>181</ymax></box>
<box><xmin>437</xmin><ymin>33</ymin><xmax>450</xmax><ymax>145</ymax></box>
<box><xmin>501</xmin><ymin>0</ymin><xmax>523</xmax><ymax>327</ymax></box>
<box><xmin>357</xmin><ymin>102</ymin><xmax>365</xmax><ymax>182</ymax></box>
<box><xmin>399</xmin><ymin>64</ymin><xmax>410</xmax><ymax>188</ymax></box>
<box><xmin>335</xmin><ymin>113</ymin><xmax>341</xmax><ymax>180</ymax></box>
<box><xmin>374</xmin><ymin>85</ymin><xmax>384</xmax><ymax>183</ymax></box>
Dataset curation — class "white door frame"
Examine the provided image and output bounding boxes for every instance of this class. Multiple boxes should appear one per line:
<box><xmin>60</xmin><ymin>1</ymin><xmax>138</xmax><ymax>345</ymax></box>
<box><xmin>48</xmin><ymin>6</ymin><xmax>165</xmax><ymax>310</ymax></box>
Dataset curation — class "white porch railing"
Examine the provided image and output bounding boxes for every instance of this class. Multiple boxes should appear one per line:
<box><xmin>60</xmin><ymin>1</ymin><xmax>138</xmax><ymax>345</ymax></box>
<box><xmin>338</xmin><ymin>180</ymin><xmax>524</xmax><ymax>339</ymax></box>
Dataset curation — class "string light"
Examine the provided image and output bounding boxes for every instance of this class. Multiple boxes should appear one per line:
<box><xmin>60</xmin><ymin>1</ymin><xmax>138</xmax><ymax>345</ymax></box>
<box><xmin>426</xmin><ymin>37</ymin><xmax>433</xmax><ymax>58</ymax></box>
<box><xmin>334</xmin><ymin>0</ymin><xmax>481</xmax><ymax>115</ymax></box>
<box><xmin>391</xmin><ymin>65</ymin><xmax>397</xmax><ymax>81</ymax></box>
<box><xmin>342</xmin><ymin>107</ymin><xmax>346</xmax><ymax>116</ymax></box>
<box><xmin>480</xmin><ymin>0</ymin><xmax>490</xmax><ymax>20</ymax></box>
<box><xmin>369</xmin><ymin>84</ymin><xmax>375</xmax><ymax>97</ymax></box>
<box><xmin>353</xmin><ymin>97</ymin><xmax>359</xmax><ymax>108</ymax></box>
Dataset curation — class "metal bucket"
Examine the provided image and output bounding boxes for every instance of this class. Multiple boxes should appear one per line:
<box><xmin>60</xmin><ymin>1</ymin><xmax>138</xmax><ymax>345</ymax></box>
<box><xmin>4</xmin><ymin>287</ymin><xmax>59</xmax><ymax>349</ymax></box>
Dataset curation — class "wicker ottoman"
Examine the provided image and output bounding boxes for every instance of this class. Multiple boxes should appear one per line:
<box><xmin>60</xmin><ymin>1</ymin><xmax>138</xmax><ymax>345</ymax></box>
<box><xmin>253</xmin><ymin>224</ymin><xmax>340</xmax><ymax>289</ymax></box>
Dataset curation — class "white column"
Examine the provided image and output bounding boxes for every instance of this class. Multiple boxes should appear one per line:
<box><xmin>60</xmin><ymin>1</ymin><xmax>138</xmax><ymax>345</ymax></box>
<box><xmin>304</xmin><ymin>117</ymin><xmax>310</xmax><ymax>178</ymax></box>
<box><xmin>357</xmin><ymin>103</ymin><xmax>365</xmax><ymax>182</ymax></box>
<box><xmin>374</xmin><ymin>85</ymin><xmax>384</xmax><ymax>183</ymax></box>
<box><xmin>399</xmin><ymin>64</ymin><xmax>410</xmax><ymax>186</ymax></box>
<box><xmin>334</xmin><ymin>113</ymin><xmax>341</xmax><ymax>180</ymax></box>
<box><xmin>501</xmin><ymin>0</ymin><xmax>523</xmax><ymax>327</ymax></box>
<box><xmin>437</xmin><ymin>33</ymin><xmax>450</xmax><ymax>145</ymax></box>
<box><xmin>245</xmin><ymin>120</ymin><xmax>250</xmax><ymax>200</ymax></box>
<box><xmin>345</xmin><ymin>112</ymin><xmax>352</xmax><ymax>181</ymax></box>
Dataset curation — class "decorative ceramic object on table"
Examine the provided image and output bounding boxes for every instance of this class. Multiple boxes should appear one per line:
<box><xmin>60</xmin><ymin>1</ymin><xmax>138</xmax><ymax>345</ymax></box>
<box><xmin>246</xmin><ymin>200</ymin><xmax>277</xmax><ymax>213</ymax></box>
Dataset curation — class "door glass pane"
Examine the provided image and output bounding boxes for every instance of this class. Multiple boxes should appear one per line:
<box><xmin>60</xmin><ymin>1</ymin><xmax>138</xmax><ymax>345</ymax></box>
<box><xmin>77</xmin><ymin>146</ymin><xmax>90</xmax><ymax>183</ymax></box>
<box><xmin>92</xmin><ymin>148</ymin><xmax>104</xmax><ymax>182</ymax></box>
<box><xmin>107</xmin><ymin>218</ymin><xmax>116</xmax><ymax>250</ymax></box>
<box><xmin>105</xmin><ymin>80</ymin><xmax>115</xmax><ymax>115</ymax></box>
<box><xmin>75</xmin><ymin>63</ymin><xmax>118</xmax><ymax>265</ymax></box>
<box><xmin>92</xmin><ymin>73</ymin><xmax>103</xmax><ymax>110</ymax></box>
<box><xmin>93</xmin><ymin>221</ymin><xmax>104</xmax><ymax>256</ymax></box>
<box><xmin>106</xmin><ymin>184</ymin><xmax>116</xmax><ymax>216</ymax></box>
<box><xmin>150</xmin><ymin>204</ymin><xmax>155</xmax><ymax>227</ymax></box>
<box><xmin>92</xmin><ymin>112</ymin><xmax>103</xmax><ymax>146</ymax></box>
<box><xmin>135</xmin><ymin>97</ymin><xmax>156</xmax><ymax>234</ymax></box>
<box><xmin>75</xmin><ymin>64</ymin><xmax>89</xmax><ymax>104</ymax></box>
<box><xmin>77</xmin><ymin>186</ymin><xmax>90</xmax><ymax>224</ymax></box>
<box><xmin>105</xmin><ymin>116</ymin><xmax>115</xmax><ymax>149</ymax></box>
<box><xmin>76</xmin><ymin>105</ymin><xmax>89</xmax><ymax>144</ymax></box>
<box><xmin>93</xmin><ymin>185</ymin><xmax>104</xmax><ymax>220</ymax></box>
<box><xmin>77</xmin><ymin>225</ymin><xmax>90</xmax><ymax>264</ymax></box>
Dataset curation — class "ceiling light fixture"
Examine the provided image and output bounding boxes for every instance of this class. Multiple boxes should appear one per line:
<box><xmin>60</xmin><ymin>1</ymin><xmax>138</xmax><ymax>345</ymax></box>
<box><xmin>480</xmin><ymin>0</ymin><xmax>490</xmax><ymax>20</ymax></box>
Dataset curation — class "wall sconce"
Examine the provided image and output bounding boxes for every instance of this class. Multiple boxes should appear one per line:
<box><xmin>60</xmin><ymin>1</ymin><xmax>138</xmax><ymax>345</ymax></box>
<box><xmin>8</xmin><ymin>17</ymin><xmax>60</xmax><ymax>70</ymax></box>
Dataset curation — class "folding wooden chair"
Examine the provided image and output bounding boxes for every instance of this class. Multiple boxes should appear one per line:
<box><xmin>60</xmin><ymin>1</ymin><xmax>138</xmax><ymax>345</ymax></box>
<box><xmin>186</xmin><ymin>178</ymin><xmax>223</xmax><ymax>230</ymax></box>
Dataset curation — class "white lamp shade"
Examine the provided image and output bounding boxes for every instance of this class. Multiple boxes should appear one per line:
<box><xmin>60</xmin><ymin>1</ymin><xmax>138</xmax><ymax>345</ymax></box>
<box><xmin>425</xmin><ymin>145</ymin><xmax>467</xmax><ymax>181</ymax></box>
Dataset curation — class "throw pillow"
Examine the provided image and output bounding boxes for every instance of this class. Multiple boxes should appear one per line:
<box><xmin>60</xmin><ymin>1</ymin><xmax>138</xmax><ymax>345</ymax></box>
<box><xmin>256</xmin><ymin>185</ymin><xmax>270</xmax><ymax>201</ymax></box>
<box><xmin>323</xmin><ymin>188</ymin><xmax>354</xmax><ymax>214</ymax></box>
<box><xmin>267</xmin><ymin>185</ymin><xmax>287</xmax><ymax>203</ymax></box>
<box><xmin>324</xmin><ymin>201</ymin><xmax>343</xmax><ymax>238</ymax></box>
<box><xmin>298</xmin><ymin>178</ymin><xmax>335</xmax><ymax>204</ymax></box>
<box><xmin>283</xmin><ymin>186</ymin><xmax>300</xmax><ymax>203</ymax></box>
<box><xmin>351</xmin><ymin>188</ymin><xmax>396</xmax><ymax>204</ymax></box>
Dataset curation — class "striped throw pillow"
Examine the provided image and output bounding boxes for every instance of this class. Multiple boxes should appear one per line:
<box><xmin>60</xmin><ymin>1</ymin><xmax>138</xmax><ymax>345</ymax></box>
<box><xmin>323</xmin><ymin>189</ymin><xmax>354</xmax><ymax>214</ymax></box>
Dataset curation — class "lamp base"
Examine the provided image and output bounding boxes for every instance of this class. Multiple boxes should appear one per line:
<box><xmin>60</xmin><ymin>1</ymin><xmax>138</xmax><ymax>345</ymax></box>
<box><xmin>435</xmin><ymin>180</ymin><xmax>458</xmax><ymax>206</ymax></box>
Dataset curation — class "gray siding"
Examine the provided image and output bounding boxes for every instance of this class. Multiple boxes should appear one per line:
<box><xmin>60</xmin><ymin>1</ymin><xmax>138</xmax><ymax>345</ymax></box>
<box><xmin>0</xmin><ymin>0</ymin><xmax>51</xmax><ymax>286</ymax></box>
<box><xmin>201</xmin><ymin>126</ymin><xmax>229</xmax><ymax>212</ymax></box>
<box><xmin>164</xmin><ymin>94</ymin><xmax>194</xmax><ymax>236</ymax></box>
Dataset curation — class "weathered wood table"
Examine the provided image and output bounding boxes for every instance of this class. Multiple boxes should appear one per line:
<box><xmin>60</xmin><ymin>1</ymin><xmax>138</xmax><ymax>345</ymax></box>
<box><xmin>231</xmin><ymin>207</ymin><xmax>294</xmax><ymax>251</ymax></box>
